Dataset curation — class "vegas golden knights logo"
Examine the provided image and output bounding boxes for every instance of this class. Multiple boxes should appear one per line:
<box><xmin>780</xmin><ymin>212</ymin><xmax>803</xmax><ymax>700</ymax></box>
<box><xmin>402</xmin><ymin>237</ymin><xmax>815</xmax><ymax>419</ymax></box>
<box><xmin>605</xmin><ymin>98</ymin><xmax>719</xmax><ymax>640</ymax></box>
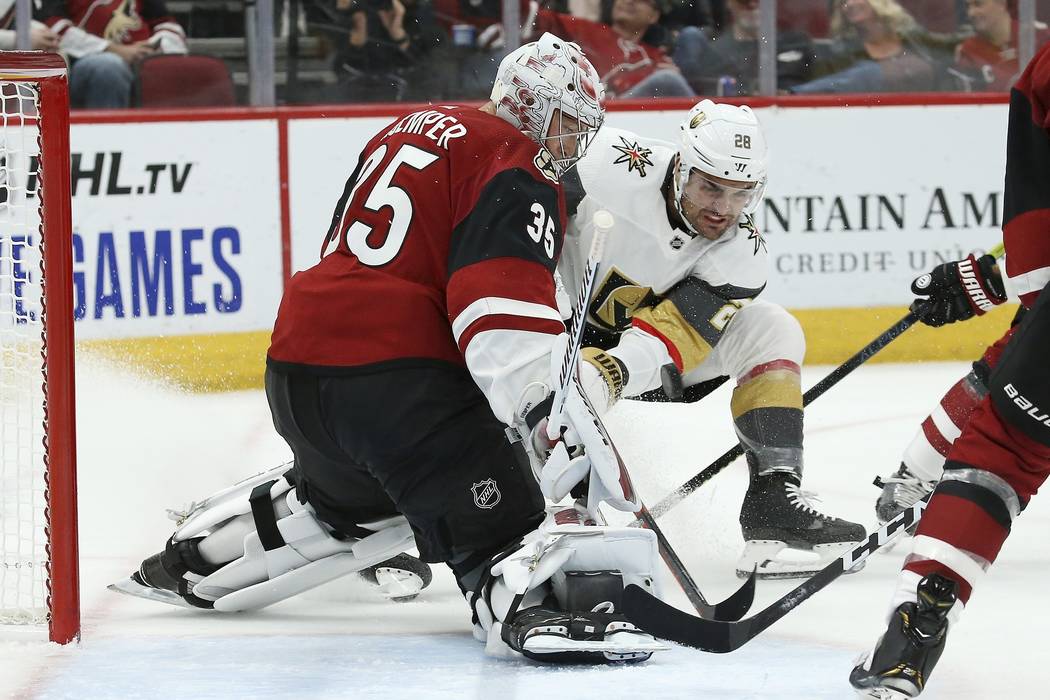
<box><xmin>589</xmin><ymin>267</ymin><xmax>656</xmax><ymax>331</ymax></box>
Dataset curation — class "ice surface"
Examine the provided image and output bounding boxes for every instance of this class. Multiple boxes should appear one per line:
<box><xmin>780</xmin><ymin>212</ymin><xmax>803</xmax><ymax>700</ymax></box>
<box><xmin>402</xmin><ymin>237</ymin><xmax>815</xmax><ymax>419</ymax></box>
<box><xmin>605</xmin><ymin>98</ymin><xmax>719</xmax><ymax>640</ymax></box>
<box><xmin>2</xmin><ymin>357</ymin><xmax>1048</xmax><ymax>699</ymax></box>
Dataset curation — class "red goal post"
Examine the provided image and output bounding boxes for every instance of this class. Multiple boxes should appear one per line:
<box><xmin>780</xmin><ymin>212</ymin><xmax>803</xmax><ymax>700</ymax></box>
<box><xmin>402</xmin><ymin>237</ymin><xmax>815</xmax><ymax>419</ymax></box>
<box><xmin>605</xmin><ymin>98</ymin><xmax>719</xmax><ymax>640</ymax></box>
<box><xmin>0</xmin><ymin>51</ymin><xmax>78</xmax><ymax>644</ymax></box>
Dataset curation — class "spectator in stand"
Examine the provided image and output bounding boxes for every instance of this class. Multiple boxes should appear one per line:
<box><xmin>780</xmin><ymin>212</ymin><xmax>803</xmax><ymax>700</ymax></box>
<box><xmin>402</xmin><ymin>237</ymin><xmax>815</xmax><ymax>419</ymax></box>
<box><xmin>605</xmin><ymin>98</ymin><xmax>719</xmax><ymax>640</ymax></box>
<box><xmin>531</xmin><ymin>0</ymin><xmax>695</xmax><ymax>97</ymax></box>
<box><xmin>567</xmin><ymin>0</ymin><xmax>602</xmax><ymax>22</ymax></box>
<box><xmin>661</xmin><ymin>0</ymin><xmax>712</xmax><ymax>34</ymax></box>
<box><xmin>790</xmin><ymin>0</ymin><xmax>956</xmax><ymax>94</ymax></box>
<box><xmin>0</xmin><ymin>1</ymin><xmax>60</xmax><ymax>51</ymax></box>
<box><xmin>673</xmin><ymin>0</ymin><xmax>816</xmax><ymax>94</ymax></box>
<box><xmin>310</xmin><ymin>0</ymin><xmax>452</xmax><ymax>102</ymax></box>
<box><xmin>38</xmin><ymin>0</ymin><xmax>188</xmax><ymax>109</ymax></box>
<box><xmin>955</xmin><ymin>0</ymin><xmax>1050</xmax><ymax>91</ymax></box>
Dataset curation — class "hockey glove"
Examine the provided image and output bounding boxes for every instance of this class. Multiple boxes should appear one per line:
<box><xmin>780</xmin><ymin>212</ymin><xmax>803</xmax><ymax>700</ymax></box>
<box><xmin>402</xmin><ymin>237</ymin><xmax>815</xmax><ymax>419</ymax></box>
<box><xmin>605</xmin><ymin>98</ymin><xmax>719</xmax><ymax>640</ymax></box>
<box><xmin>910</xmin><ymin>254</ymin><xmax>1006</xmax><ymax>327</ymax></box>
<box><xmin>578</xmin><ymin>347</ymin><xmax>629</xmax><ymax>416</ymax></box>
<box><xmin>523</xmin><ymin>336</ymin><xmax>638</xmax><ymax>514</ymax></box>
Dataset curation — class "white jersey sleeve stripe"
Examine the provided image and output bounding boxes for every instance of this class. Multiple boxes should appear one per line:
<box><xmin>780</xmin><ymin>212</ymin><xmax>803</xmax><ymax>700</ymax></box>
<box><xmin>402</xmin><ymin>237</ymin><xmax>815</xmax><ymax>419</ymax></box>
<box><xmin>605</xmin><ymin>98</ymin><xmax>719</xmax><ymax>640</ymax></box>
<box><xmin>452</xmin><ymin>296</ymin><xmax>562</xmax><ymax>345</ymax></box>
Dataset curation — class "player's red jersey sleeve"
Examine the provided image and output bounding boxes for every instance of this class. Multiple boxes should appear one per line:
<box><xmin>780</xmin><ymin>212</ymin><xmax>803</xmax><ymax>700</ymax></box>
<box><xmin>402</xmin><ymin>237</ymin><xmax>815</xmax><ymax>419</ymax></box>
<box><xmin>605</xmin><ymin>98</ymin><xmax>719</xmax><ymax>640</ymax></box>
<box><xmin>1004</xmin><ymin>42</ymin><xmax>1050</xmax><ymax>307</ymax></box>
<box><xmin>268</xmin><ymin>106</ymin><xmax>565</xmax><ymax>424</ymax></box>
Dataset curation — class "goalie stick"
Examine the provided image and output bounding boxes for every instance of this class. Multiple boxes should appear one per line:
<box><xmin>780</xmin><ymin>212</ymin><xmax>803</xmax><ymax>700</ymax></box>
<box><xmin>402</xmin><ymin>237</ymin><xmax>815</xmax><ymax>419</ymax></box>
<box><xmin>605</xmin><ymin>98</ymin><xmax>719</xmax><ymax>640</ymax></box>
<box><xmin>621</xmin><ymin>495</ymin><xmax>930</xmax><ymax>653</ymax></box>
<box><xmin>549</xmin><ymin>211</ymin><xmax>751</xmax><ymax>622</ymax></box>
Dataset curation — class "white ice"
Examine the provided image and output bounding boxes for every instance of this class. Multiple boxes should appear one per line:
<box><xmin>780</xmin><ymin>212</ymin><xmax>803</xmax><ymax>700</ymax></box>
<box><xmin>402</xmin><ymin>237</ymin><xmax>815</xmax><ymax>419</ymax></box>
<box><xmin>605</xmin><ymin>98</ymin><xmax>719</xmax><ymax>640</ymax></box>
<box><xmin>2</xmin><ymin>357</ymin><xmax>1049</xmax><ymax>699</ymax></box>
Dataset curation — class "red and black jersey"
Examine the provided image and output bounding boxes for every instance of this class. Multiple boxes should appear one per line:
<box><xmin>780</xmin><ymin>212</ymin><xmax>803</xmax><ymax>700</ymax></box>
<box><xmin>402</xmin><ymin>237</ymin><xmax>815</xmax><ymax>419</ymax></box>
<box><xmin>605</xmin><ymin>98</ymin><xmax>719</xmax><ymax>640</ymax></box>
<box><xmin>268</xmin><ymin>106</ymin><xmax>567</xmax><ymax>421</ymax></box>
<box><xmin>39</xmin><ymin>0</ymin><xmax>179</xmax><ymax>44</ymax></box>
<box><xmin>1003</xmin><ymin>41</ymin><xmax>1050</xmax><ymax>307</ymax></box>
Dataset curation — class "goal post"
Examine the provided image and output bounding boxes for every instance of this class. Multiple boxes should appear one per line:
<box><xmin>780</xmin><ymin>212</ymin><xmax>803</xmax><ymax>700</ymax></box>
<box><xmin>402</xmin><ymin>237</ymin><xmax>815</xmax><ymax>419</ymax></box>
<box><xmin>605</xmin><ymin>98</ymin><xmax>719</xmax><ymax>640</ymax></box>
<box><xmin>0</xmin><ymin>51</ymin><xmax>78</xmax><ymax>644</ymax></box>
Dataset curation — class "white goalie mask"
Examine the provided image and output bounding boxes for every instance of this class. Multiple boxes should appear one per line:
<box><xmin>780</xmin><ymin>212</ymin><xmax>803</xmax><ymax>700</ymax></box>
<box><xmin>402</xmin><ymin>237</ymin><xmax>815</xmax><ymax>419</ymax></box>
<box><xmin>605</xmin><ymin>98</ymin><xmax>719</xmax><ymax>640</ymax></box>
<box><xmin>491</xmin><ymin>32</ymin><xmax>605</xmax><ymax>178</ymax></box>
<box><xmin>673</xmin><ymin>100</ymin><xmax>769</xmax><ymax>238</ymax></box>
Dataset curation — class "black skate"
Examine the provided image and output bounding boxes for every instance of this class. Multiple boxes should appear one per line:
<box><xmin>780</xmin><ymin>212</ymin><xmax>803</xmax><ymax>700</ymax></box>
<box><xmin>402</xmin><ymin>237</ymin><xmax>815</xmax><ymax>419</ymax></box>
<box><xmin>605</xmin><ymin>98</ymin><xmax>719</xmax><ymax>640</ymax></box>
<box><xmin>357</xmin><ymin>553</ymin><xmax>433</xmax><ymax>602</ymax></box>
<box><xmin>108</xmin><ymin>537</ymin><xmax>220</xmax><ymax>609</ymax></box>
<box><xmin>850</xmin><ymin>574</ymin><xmax>958</xmax><ymax>699</ymax></box>
<box><xmin>874</xmin><ymin>463</ymin><xmax>936</xmax><ymax>524</ymax></box>
<box><xmin>502</xmin><ymin>605</ymin><xmax>667</xmax><ymax>664</ymax></box>
<box><xmin>738</xmin><ymin>472</ymin><xmax>866</xmax><ymax>578</ymax></box>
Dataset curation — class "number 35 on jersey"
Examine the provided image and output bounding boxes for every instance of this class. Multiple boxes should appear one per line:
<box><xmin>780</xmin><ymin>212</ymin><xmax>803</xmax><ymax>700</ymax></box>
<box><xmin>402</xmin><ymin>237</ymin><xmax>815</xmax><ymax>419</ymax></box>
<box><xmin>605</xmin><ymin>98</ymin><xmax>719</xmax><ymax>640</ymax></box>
<box><xmin>528</xmin><ymin>203</ymin><xmax>556</xmax><ymax>259</ymax></box>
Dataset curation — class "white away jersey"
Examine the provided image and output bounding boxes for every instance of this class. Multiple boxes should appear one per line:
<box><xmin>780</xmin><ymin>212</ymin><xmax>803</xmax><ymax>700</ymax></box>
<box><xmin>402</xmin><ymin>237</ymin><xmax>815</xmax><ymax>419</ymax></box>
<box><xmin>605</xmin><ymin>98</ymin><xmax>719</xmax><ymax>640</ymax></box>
<box><xmin>561</xmin><ymin>126</ymin><xmax>768</xmax><ymax>335</ymax></box>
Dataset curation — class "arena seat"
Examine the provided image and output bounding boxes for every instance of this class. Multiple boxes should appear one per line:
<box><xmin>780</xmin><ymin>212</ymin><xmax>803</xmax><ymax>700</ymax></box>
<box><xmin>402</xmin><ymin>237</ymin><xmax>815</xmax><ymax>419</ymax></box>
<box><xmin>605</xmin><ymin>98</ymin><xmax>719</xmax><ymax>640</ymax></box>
<box><xmin>778</xmin><ymin>0</ymin><xmax>830</xmax><ymax>38</ymax></box>
<box><xmin>135</xmin><ymin>54</ymin><xmax>236</xmax><ymax>108</ymax></box>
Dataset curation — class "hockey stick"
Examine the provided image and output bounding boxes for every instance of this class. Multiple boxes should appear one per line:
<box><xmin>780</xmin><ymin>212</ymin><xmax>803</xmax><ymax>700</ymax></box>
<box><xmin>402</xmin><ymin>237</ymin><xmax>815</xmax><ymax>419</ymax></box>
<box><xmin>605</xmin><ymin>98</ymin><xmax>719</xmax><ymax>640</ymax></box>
<box><xmin>635</xmin><ymin>375</ymin><xmax>729</xmax><ymax>404</ymax></box>
<box><xmin>550</xmin><ymin>212</ymin><xmax>748</xmax><ymax>621</ymax></box>
<box><xmin>640</xmin><ymin>241</ymin><xmax>1007</xmax><ymax>522</ymax></box>
<box><xmin>639</xmin><ymin>308</ymin><xmax>925</xmax><ymax>523</ymax></box>
<box><xmin>622</xmin><ymin>494</ymin><xmax>931</xmax><ymax>652</ymax></box>
<box><xmin>546</xmin><ymin>211</ymin><xmax>611</xmax><ymax>441</ymax></box>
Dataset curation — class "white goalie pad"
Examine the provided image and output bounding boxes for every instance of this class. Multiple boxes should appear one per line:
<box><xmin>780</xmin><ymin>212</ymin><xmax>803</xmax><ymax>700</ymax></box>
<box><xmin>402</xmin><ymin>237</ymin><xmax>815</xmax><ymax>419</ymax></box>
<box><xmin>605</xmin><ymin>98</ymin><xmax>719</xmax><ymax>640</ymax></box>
<box><xmin>173</xmin><ymin>462</ymin><xmax>294</xmax><ymax>540</ymax></box>
<box><xmin>196</xmin><ymin>493</ymin><xmax>414</xmax><ymax>612</ymax></box>
<box><xmin>479</xmin><ymin>506</ymin><xmax>661</xmax><ymax>629</ymax></box>
<box><xmin>205</xmin><ymin>511</ymin><xmax>414</xmax><ymax>612</ymax></box>
<box><xmin>165</xmin><ymin>464</ymin><xmax>415</xmax><ymax>612</ymax></box>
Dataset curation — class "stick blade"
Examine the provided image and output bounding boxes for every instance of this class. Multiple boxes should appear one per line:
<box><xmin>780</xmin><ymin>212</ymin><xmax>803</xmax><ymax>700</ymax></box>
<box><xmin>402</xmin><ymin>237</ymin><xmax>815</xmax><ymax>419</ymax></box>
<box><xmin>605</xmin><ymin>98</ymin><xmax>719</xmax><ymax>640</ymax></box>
<box><xmin>709</xmin><ymin>567</ymin><xmax>756</xmax><ymax>621</ymax></box>
<box><xmin>622</xmin><ymin>584</ymin><xmax>739</xmax><ymax>653</ymax></box>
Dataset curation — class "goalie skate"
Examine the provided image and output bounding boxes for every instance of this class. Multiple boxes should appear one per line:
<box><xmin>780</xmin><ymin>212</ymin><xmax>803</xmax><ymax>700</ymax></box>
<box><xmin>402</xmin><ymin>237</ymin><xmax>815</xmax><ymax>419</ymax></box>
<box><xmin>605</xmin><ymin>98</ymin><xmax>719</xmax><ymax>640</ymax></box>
<box><xmin>108</xmin><ymin>573</ymin><xmax>196</xmax><ymax>609</ymax></box>
<box><xmin>505</xmin><ymin>606</ymin><xmax>668</xmax><ymax>663</ymax></box>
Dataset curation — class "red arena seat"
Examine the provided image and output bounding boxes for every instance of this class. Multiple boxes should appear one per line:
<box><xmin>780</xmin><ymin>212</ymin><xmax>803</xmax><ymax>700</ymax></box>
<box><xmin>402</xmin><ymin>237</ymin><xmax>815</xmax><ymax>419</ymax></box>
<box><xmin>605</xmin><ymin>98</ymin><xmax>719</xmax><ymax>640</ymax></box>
<box><xmin>778</xmin><ymin>0</ymin><xmax>830</xmax><ymax>38</ymax></box>
<box><xmin>136</xmin><ymin>54</ymin><xmax>235</xmax><ymax>108</ymax></box>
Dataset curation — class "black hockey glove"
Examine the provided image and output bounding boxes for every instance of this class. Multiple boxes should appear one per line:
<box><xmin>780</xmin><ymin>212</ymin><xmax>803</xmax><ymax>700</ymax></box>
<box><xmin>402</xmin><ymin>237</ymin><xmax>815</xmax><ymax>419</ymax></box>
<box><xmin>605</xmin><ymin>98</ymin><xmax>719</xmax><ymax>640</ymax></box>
<box><xmin>910</xmin><ymin>254</ymin><xmax>1006</xmax><ymax>327</ymax></box>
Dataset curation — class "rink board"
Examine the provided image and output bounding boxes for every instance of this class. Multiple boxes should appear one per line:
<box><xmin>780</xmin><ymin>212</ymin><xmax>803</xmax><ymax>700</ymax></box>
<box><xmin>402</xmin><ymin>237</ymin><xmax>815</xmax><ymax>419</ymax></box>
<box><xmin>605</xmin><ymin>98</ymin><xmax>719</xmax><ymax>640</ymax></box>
<box><xmin>58</xmin><ymin>98</ymin><xmax>1011</xmax><ymax>389</ymax></box>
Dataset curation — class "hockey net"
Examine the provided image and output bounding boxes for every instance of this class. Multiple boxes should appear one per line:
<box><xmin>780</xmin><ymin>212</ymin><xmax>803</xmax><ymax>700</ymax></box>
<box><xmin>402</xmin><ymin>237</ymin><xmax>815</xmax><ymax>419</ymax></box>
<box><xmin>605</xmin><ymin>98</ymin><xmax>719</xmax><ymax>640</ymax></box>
<box><xmin>0</xmin><ymin>53</ymin><xmax>78</xmax><ymax>644</ymax></box>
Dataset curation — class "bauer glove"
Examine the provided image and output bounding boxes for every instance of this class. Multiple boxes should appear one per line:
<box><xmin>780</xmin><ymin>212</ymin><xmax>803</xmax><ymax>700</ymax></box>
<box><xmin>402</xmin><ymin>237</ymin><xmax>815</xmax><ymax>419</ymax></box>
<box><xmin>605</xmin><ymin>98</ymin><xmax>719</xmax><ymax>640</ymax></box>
<box><xmin>910</xmin><ymin>253</ymin><xmax>1006</xmax><ymax>327</ymax></box>
<box><xmin>578</xmin><ymin>347</ymin><xmax>629</xmax><ymax>416</ymax></box>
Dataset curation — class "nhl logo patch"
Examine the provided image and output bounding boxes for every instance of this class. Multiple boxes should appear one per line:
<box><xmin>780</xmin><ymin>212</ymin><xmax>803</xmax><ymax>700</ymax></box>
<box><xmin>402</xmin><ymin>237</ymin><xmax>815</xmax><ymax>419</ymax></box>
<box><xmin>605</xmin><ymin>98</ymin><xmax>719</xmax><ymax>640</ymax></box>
<box><xmin>471</xmin><ymin>479</ymin><xmax>501</xmax><ymax>509</ymax></box>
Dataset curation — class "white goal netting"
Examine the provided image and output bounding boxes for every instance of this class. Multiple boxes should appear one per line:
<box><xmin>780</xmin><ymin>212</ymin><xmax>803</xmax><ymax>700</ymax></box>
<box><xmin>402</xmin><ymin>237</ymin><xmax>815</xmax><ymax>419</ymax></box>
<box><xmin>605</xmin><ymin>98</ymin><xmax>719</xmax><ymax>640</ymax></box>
<box><xmin>0</xmin><ymin>80</ymin><xmax>47</xmax><ymax>625</ymax></box>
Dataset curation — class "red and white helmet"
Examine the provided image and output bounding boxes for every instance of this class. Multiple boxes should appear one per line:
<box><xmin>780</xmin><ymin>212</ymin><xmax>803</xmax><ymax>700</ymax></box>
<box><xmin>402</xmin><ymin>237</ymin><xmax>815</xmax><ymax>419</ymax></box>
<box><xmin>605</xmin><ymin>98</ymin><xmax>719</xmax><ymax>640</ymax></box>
<box><xmin>491</xmin><ymin>32</ymin><xmax>605</xmax><ymax>177</ymax></box>
<box><xmin>673</xmin><ymin>100</ymin><xmax>769</xmax><ymax>234</ymax></box>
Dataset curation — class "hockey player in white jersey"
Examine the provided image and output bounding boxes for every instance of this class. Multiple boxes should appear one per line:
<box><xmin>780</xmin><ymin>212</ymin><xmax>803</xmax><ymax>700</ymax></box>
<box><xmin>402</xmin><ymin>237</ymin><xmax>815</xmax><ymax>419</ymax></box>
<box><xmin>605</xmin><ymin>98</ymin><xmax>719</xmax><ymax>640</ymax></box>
<box><xmin>559</xmin><ymin>100</ymin><xmax>865</xmax><ymax>578</ymax></box>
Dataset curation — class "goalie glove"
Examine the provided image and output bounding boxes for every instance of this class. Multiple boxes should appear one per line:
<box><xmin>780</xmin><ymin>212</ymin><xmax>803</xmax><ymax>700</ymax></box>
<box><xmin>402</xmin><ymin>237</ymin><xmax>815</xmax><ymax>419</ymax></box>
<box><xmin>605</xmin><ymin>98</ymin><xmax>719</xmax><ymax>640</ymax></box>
<box><xmin>522</xmin><ymin>336</ymin><xmax>639</xmax><ymax>514</ymax></box>
<box><xmin>910</xmin><ymin>253</ymin><xmax>1006</xmax><ymax>327</ymax></box>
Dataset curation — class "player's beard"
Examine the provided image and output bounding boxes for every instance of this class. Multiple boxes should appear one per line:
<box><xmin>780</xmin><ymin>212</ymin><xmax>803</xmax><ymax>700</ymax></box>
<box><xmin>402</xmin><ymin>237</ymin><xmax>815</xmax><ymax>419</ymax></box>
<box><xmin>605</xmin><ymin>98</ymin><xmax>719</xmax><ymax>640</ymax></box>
<box><xmin>681</xmin><ymin>196</ymin><xmax>735</xmax><ymax>240</ymax></box>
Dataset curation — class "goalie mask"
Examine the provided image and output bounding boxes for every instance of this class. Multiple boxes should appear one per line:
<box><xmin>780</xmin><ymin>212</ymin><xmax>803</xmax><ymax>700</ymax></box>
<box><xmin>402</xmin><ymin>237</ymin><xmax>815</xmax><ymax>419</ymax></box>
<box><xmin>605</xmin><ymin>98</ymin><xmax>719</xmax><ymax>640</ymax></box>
<box><xmin>491</xmin><ymin>32</ymin><xmax>605</xmax><ymax>178</ymax></box>
<box><xmin>673</xmin><ymin>100</ymin><xmax>768</xmax><ymax>239</ymax></box>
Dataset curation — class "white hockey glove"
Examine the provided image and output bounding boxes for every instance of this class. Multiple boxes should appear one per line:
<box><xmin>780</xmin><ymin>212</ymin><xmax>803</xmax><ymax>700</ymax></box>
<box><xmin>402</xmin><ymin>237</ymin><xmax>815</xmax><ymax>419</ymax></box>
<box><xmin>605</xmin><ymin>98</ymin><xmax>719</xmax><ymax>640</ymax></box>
<box><xmin>524</xmin><ymin>334</ymin><xmax>639</xmax><ymax>514</ymax></box>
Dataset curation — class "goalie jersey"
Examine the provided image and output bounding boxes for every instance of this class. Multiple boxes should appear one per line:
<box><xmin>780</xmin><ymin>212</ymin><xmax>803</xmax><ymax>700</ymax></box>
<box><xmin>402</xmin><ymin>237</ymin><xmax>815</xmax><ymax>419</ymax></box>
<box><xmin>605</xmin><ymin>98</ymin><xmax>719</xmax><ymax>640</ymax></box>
<box><xmin>560</xmin><ymin>126</ymin><xmax>767</xmax><ymax>373</ymax></box>
<box><xmin>268</xmin><ymin>106</ymin><xmax>567</xmax><ymax>425</ymax></box>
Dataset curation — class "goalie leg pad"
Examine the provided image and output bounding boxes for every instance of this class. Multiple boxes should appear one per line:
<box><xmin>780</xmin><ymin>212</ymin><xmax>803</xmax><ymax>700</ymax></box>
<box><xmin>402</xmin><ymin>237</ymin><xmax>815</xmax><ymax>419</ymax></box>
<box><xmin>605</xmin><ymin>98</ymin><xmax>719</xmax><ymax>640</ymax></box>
<box><xmin>468</xmin><ymin>507</ymin><xmax>666</xmax><ymax>662</ymax></box>
<box><xmin>172</xmin><ymin>463</ymin><xmax>295</xmax><ymax>541</ymax></box>
<box><xmin>194</xmin><ymin>493</ymin><xmax>414</xmax><ymax>612</ymax></box>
